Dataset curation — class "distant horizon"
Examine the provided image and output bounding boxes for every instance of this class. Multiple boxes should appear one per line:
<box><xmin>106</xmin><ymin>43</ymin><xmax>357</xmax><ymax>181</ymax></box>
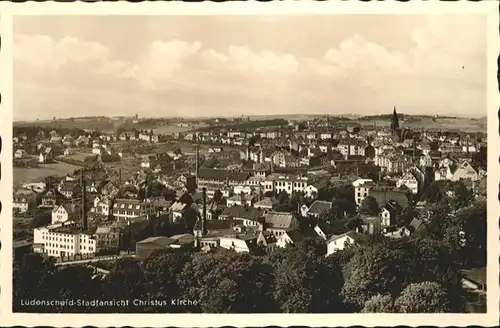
<box><xmin>14</xmin><ymin>15</ymin><xmax>486</xmax><ymax>121</ymax></box>
<box><xmin>13</xmin><ymin>110</ymin><xmax>486</xmax><ymax>124</ymax></box>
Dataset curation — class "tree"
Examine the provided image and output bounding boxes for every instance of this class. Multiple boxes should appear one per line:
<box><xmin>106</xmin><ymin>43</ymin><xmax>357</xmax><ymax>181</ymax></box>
<box><xmin>346</xmin><ymin>216</ymin><xmax>363</xmax><ymax>232</ymax></box>
<box><xmin>455</xmin><ymin>200</ymin><xmax>486</xmax><ymax>268</ymax></box>
<box><xmin>277</xmin><ymin>191</ymin><xmax>289</xmax><ymax>204</ymax></box>
<box><xmin>453</xmin><ymin>181</ymin><xmax>473</xmax><ymax>209</ymax></box>
<box><xmin>359</xmin><ymin>196</ymin><xmax>380</xmax><ymax>216</ymax></box>
<box><xmin>341</xmin><ymin>239</ymin><xmax>410</xmax><ymax>310</ymax></box>
<box><xmin>405</xmin><ymin>237</ymin><xmax>466</xmax><ymax>312</ymax></box>
<box><xmin>213</xmin><ymin>190</ymin><xmax>223</xmax><ymax>205</ymax></box>
<box><xmin>181</xmin><ymin>207</ymin><xmax>199</xmax><ymax>232</ymax></box>
<box><xmin>103</xmin><ymin>258</ymin><xmax>146</xmax><ymax>312</ymax></box>
<box><xmin>395</xmin><ymin>281</ymin><xmax>450</xmax><ymax>313</ymax></box>
<box><xmin>399</xmin><ymin>206</ymin><xmax>419</xmax><ymax>226</ymax></box>
<box><xmin>29</xmin><ymin>211</ymin><xmax>52</xmax><ymax>229</ymax></box>
<box><xmin>269</xmin><ymin>238</ymin><xmax>344</xmax><ymax>313</ymax></box>
<box><xmin>180</xmin><ymin>250</ymin><xmax>276</xmax><ymax>313</ymax></box>
<box><xmin>141</xmin><ymin>248</ymin><xmax>192</xmax><ymax>312</ymax></box>
<box><xmin>361</xmin><ymin>294</ymin><xmax>396</xmax><ymax>313</ymax></box>
<box><xmin>13</xmin><ymin>253</ymin><xmax>57</xmax><ymax>312</ymax></box>
<box><xmin>424</xmin><ymin>181</ymin><xmax>449</xmax><ymax>204</ymax></box>
<box><xmin>52</xmin><ymin>265</ymin><xmax>104</xmax><ymax>312</ymax></box>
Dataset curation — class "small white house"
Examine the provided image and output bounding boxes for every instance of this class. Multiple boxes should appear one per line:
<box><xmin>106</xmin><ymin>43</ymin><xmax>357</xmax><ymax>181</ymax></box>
<box><xmin>326</xmin><ymin>231</ymin><xmax>360</xmax><ymax>256</ymax></box>
<box><xmin>276</xmin><ymin>231</ymin><xmax>305</xmax><ymax>249</ymax></box>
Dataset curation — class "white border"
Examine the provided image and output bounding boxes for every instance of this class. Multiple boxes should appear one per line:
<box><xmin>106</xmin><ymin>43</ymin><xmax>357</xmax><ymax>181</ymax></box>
<box><xmin>0</xmin><ymin>1</ymin><xmax>498</xmax><ymax>327</ymax></box>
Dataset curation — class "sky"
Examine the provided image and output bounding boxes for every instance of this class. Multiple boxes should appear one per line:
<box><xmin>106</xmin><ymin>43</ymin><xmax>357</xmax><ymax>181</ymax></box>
<box><xmin>13</xmin><ymin>15</ymin><xmax>486</xmax><ymax>121</ymax></box>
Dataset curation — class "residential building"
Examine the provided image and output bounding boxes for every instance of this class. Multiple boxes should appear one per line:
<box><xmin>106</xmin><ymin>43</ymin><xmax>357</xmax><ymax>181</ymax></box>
<box><xmin>326</xmin><ymin>231</ymin><xmax>361</xmax><ymax>256</ymax></box>
<box><xmin>13</xmin><ymin>195</ymin><xmax>31</xmax><ymax>214</ymax></box>
<box><xmin>51</xmin><ymin>203</ymin><xmax>79</xmax><ymax>225</ymax></box>
<box><xmin>304</xmin><ymin>181</ymin><xmax>328</xmax><ymax>198</ymax></box>
<box><xmin>95</xmin><ymin>225</ymin><xmax>120</xmax><ymax>253</ymax></box>
<box><xmin>33</xmin><ymin>222</ymin><xmax>96</xmax><ymax>258</ymax></box>
<box><xmin>276</xmin><ymin>230</ymin><xmax>306</xmax><ymax>249</ymax></box>
<box><xmin>396</xmin><ymin>171</ymin><xmax>419</xmax><ymax>194</ymax></box>
<box><xmin>253</xmin><ymin>197</ymin><xmax>277</xmax><ymax>210</ymax></box>
<box><xmin>219</xmin><ymin>205</ymin><xmax>264</xmax><ymax>227</ymax></box>
<box><xmin>369</xmin><ymin>187</ymin><xmax>410</xmax><ymax>210</ymax></box>
<box><xmin>263</xmin><ymin>211</ymin><xmax>299</xmax><ymax>237</ymax></box>
<box><xmin>226</xmin><ymin>194</ymin><xmax>254</xmax><ymax>207</ymax></box>
<box><xmin>451</xmin><ymin>161</ymin><xmax>480</xmax><ymax>181</ymax></box>
<box><xmin>306</xmin><ymin>200</ymin><xmax>332</xmax><ymax>218</ymax></box>
<box><xmin>111</xmin><ymin>199</ymin><xmax>156</xmax><ymax>221</ymax></box>
<box><xmin>353</xmin><ymin>179</ymin><xmax>374</xmax><ymax>206</ymax></box>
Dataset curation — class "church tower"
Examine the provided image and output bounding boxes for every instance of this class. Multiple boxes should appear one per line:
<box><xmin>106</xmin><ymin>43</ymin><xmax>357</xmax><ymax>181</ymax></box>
<box><xmin>390</xmin><ymin>106</ymin><xmax>400</xmax><ymax>132</ymax></box>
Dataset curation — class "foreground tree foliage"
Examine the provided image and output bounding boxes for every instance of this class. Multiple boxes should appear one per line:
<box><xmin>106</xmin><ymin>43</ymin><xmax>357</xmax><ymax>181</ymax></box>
<box><xmin>395</xmin><ymin>282</ymin><xmax>450</xmax><ymax>313</ymax></box>
<box><xmin>268</xmin><ymin>238</ymin><xmax>344</xmax><ymax>313</ymax></box>
<box><xmin>13</xmin><ymin>234</ymin><xmax>471</xmax><ymax>313</ymax></box>
<box><xmin>179</xmin><ymin>249</ymin><xmax>276</xmax><ymax>313</ymax></box>
<box><xmin>361</xmin><ymin>294</ymin><xmax>395</xmax><ymax>313</ymax></box>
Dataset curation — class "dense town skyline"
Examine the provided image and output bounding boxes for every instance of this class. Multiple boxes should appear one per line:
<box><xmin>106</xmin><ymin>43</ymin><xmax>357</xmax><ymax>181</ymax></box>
<box><xmin>13</xmin><ymin>15</ymin><xmax>486</xmax><ymax>121</ymax></box>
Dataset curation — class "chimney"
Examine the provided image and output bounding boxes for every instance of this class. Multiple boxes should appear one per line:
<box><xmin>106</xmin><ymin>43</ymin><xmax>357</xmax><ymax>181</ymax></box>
<box><xmin>81</xmin><ymin>169</ymin><xmax>88</xmax><ymax>231</ymax></box>
<box><xmin>347</xmin><ymin>135</ymin><xmax>351</xmax><ymax>159</ymax></box>
<box><xmin>202</xmin><ymin>187</ymin><xmax>207</xmax><ymax>235</ymax></box>
<box><xmin>195</xmin><ymin>144</ymin><xmax>200</xmax><ymax>187</ymax></box>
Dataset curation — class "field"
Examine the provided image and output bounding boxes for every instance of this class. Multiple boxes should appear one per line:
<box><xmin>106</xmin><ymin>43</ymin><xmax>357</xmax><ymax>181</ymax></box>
<box><xmin>14</xmin><ymin>162</ymin><xmax>80</xmax><ymax>186</ymax></box>
<box><xmin>152</xmin><ymin>123</ymin><xmax>208</xmax><ymax>135</ymax></box>
<box><xmin>357</xmin><ymin>116</ymin><xmax>486</xmax><ymax>133</ymax></box>
<box><xmin>64</xmin><ymin>151</ymin><xmax>95</xmax><ymax>163</ymax></box>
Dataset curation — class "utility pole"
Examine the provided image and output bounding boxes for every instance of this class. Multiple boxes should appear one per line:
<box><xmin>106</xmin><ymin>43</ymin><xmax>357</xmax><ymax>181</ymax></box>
<box><xmin>81</xmin><ymin>169</ymin><xmax>87</xmax><ymax>231</ymax></box>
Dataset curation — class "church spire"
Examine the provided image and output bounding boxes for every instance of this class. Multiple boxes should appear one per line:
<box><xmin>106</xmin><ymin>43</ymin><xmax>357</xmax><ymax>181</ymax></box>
<box><xmin>391</xmin><ymin>105</ymin><xmax>400</xmax><ymax>132</ymax></box>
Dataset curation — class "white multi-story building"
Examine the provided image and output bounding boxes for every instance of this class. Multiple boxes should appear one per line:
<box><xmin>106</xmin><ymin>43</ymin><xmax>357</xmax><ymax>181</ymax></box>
<box><xmin>352</xmin><ymin>179</ymin><xmax>374</xmax><ymax>206</ymax></box>
<box><xmin>266</xmin><ymin>174</ymin><xmax>308</xmax><ymax>196</ymax></box>
<box><xmin>111</xmin><ymin>198</ymin><xmax>156</xmax><ymax>221</ymax></box>
<box><xmin>33</xmin><ymin>222</ymin><xmax>96</xmax><ymax>258</ymax></box>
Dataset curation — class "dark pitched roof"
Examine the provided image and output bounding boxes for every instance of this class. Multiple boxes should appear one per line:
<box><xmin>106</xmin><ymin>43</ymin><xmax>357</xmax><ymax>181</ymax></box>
<box><xmin>409</xmin><ymin>218</ymin><xmax>425</xmax><ymax>233</ymax></box>
<box><xmin>198</xmin><ymin>168</ymin><xmax>250</xmax><ymax>182</ymax></box>
<box><xmin>308</xmin><ymin>200</ymin><xmax>332</xmax><ymax>215</ymax></box>
<box><xmin>137</xmin><ymin>236</ymin><xmax>176</xmax><ymax>247</ymax></box>
<box><xmin>369</xmin><ymin>187</ymin><xmax>409</xmax><ymax>209</ymax></box>
<box><xmin>220</xmin><ymin>205</ymin><xmax>264</xmax><ymax>221</ymax></box>
<box><xmin>315</xmin><ymin>222</ymin><xmax>336</xmax><ymax>237</ymax></box>
<box><xmin>285</xmin><ymin>230</ymin><xmax>305</xmax><ymax>243</ymax></box>
<box><xmin>264</xmin><ymin>212</ymin><xmax>295</xmax><ymax>229</ymax></box>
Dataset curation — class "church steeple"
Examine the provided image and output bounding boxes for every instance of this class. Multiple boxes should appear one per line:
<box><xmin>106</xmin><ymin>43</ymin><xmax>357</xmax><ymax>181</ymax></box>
<box><xmin>391</xmin><ymin>106</ymin><xmax>400</xmax><ymax>132</ymax></box>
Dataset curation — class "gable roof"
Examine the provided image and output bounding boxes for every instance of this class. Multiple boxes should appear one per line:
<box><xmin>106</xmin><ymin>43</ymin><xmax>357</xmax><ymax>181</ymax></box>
<box><xmin>254</xmin><ymin>197</ymin><xmax>278</xmax><ymax>207</ymax></box>
<box><xmin>52</xmin><ymin>203</ymin><xmax>77</xmax><ymax>214</ymax></box>
<box><xmin>137</xmin><ymin>236</ymin><xmax>176</xmax><ymax>247</ymax></box>
<box><xmin>308</xmin><ymin>200</ymin><xmax>332</xmax><ymax>215</ymax></box>
<box><xmin>315</xmin><ymin>222</ymin><xmax>336</xmax><ymax>237</ymax></box>
<box><xmin>409</xmin><ymin>218</ymin><xmax>425</xmax><ymax>233</ymax></box>
<box><xmin>193</xmin><ymin>218</ymin><xmax>234</xmax><ymax>231</ymax></box>
<box><xmin>327</xmin><ymin>230</ymin><xmax>363</xmax><ymax>243</ymax></box>
<box><xmin>220</xmin><ymin>205</ymin><xmax>264</xmax><ymax>221</ymax></box>
<box><xmin>264</xmin><ymin>212</ymin><xmax>295</xmax><ymax>229</ymax></box>
<box><xmin>283</xmin><ymin>230</ymin><xmax>305</xmax><ymax>243</ymax></box>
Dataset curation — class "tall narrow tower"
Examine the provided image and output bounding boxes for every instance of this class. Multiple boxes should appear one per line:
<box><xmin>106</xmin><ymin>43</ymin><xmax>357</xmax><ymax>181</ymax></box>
<box><xmin>390</xmin><ymin>106</ymin><xmax>400</xmax><ymax>133</ymax></box>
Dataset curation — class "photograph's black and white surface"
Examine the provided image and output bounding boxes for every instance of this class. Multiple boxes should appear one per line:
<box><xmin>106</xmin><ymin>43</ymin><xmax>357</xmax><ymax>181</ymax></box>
<box><xmin>1</xmin><ymin>1</ymin><xmax>499</xmax><ymax>327</ymax></box>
